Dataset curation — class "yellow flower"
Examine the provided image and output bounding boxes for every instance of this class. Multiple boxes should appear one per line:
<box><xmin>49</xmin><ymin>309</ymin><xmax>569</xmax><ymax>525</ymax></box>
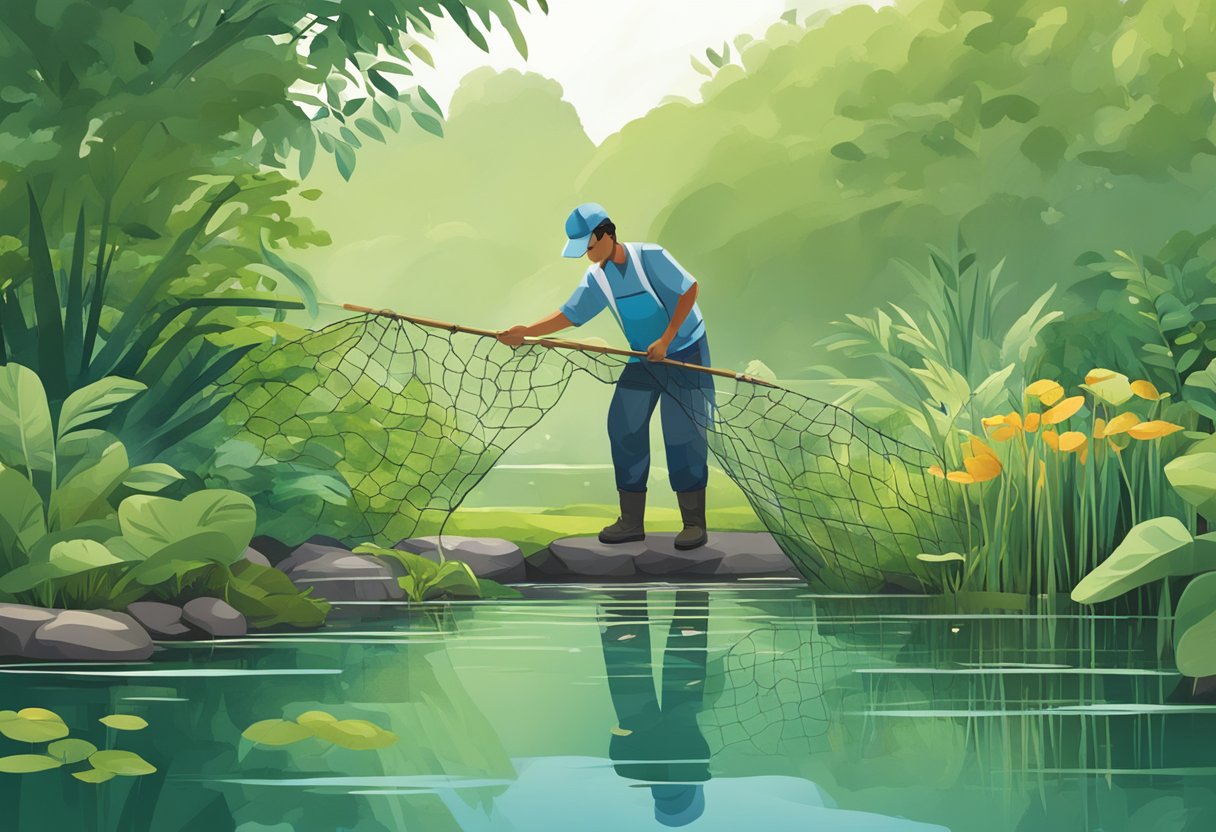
<box><xmin>1058</xmin><ymin>431</ymin><xmax>1087</xmax><ymax>452</ymax></box>
<box><xmin>1093</xmin><ymin>418</ymin><xmax>1107</xmax><ymax>440</ymax></box>
<box><xmin>1042</xmin><ymin>396</ymin><xmax>1085</xmax><ymax>425</ymax></box>
<box><xmin>1036</xmin><ymin>459</ymin><xmax>1047</xmax><ymax>492</ymax></box>
<box><xmin>966</xmin><ymin>437</ymin><xmax>999</xmax><ymax>460</ymax></box>
<box><xmin>1103</xmin><ymin>412</ymin><xmax>1141</xmax><ymax>436</ymax></box>
<box><xmin>981</xmin><ymin>415</ymin><xmax>1007</xmax><ymax>428</ymax></box>
<box><xmin>947</xmin><ymin>471</ymin><xmax>976</xmax><ymax>484</ymax></box>
<box><xmin>1042</xmin><ymin>430</ymin><xmax>1061</xmax><ymax>451</ymax></box>
<box><xmin>1085</xmin><ymin>368</ymin><xmax>1117</xmax><ymax>385</ymax></box>
<box><xmin>927</xmin><ymin>465</ymin><xmax>945</xmax><ymax>479</ymax></box>
<box><xmin>1025</xmin><ymin>379</ymin><xmax>1064</xmax><ymax>406</ymax></box>
<box><xmin>1127</xmin><ymin>420</ymin><xmax>1184</xmax><ymax>440</ymax></box>
<box><xmin>1023</xmin><ymin>412</ymin><xmax>1041</xmax><ymax>432</ymax></box>
<box><xmin>991</xmin><ymin>425</ymin><xmax>1018</xmax><ymax>442</ymax></box>
<box><xmin>1130</xmin><ymin>379</ymin><xmax>1169</xmax><ymax>401</ymax></box>
<box><xmin>963</xmin><ymin>453</ymin><xmax>1002</xmax><ymax>483</ymax></box>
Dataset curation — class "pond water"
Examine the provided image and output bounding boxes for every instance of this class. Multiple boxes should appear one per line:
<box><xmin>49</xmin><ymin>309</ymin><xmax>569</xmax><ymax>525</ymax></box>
<box><xmin>2</xmin><ymin>583</ymin><xmax>1214</xmax><ymax>831</ymax></box>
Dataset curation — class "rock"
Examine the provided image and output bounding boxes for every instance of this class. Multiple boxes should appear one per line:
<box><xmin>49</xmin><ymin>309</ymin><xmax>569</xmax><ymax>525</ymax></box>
<box><xmin>182</xmin><ymin>597</ymin><xmax>247</xmax><ymax>638</ymax></box>
<box><xmin>0</xmin><ymin>603</ymin><xmax>58</xmax><ymax>656</ymax></box>
<box><xmin>127</xmin><ymin>601</ymin><xmax>192</xmax><ymax>639</ymax></box>
<box><xmin>394</xmin><ymin>536</ymin><xmax>526</xmax><ymax>582</ymax></box>
<box><xmin>543</xmin><ymin>532</ymin><xmax>799</xmax><ymax>580</ymax></box>
<box><xmin>29</xmin><ymin>610</ymin><xmax>154</xmax><ymax>661</ymax></box>
<box><xmin>547</xmin><ymin>538</ymin><xmax>644</xmax><ymax>578</ymax></box>
<box><xmin>277</xmin><ymin>543</ymin><xmax>405</xmax><ymax>602</ymax></box>
<box><xmin>241</xmin><ymin>546</ymin><xmax>272</xmax><ymax>568</ymax></box>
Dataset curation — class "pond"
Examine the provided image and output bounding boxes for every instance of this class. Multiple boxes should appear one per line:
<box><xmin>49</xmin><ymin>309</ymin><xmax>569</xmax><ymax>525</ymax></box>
<box><xmin>1</xmin><ymin>583</ymin><xmax>1213</xmax><ymax>831</ymax></box>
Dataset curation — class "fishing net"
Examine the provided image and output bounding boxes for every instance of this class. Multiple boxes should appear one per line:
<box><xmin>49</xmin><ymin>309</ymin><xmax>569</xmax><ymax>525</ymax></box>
<box><xmin>218</xmin><ymin>313</ymin><xmax>969</xmax><ymax>590</ymax></box>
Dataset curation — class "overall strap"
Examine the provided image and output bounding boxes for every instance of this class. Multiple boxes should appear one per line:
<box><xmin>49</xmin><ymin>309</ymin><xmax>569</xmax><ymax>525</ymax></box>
<box><xmin>625</xmin><ymin>243</ymin><xmax>667</xmax><ymax>313</ymax></box>
<box><xmin>589</xmin><ymin>264</ymin><xmax>623</xmax><ymax>328</ymax></box>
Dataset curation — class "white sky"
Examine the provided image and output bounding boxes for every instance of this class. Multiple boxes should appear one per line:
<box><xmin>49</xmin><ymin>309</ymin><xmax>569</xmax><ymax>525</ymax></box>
<box><xmin>411</xmin><ymin>1</ymin><xmax>875</xmax><ymax>144</ymax></box>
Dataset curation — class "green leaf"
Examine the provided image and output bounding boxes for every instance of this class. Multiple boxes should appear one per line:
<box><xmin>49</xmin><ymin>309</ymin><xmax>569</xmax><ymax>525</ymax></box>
<box><xmin>475</xmin><ymin>578</ymin><xmax>523</xmax><ymax>600</ymax></box>
<box><xmin>57</xmin><ymin>376</ymin><xmax>147</xmax><ymax>438</ymax></box>
<box><xmin>47</xmin><ymin>738</ymin><xmax>97</xmax><ymax>764</ymax></box>
<box><xmin>258</xmin><ymin>234</ymin><xmax>319</xmax><ymax>318</ymax></box>
<box><xmin>72</xmin><ymin>767</ymin><xmax>115</xmax><ymax>783</ymax></box>
<box><xmin>88</xmin><ymin>749</ymin><xmax>156</xmax><ymax>776</ymax></box>
<box><xmin>0</xmin><ymin>708</ymin><xmax>69</xmax><ymax>743</ymax></box>
<box><xmin>122</xmin><ymin>463</ymin><xmax>185</xmax><ymax>493</ymax></box>
<box><xmin>1071</xmin><ymin>518</ymin><xmax>1212</xmax><ymax>604</ymax></box>
<box><xmin>121</xmin><ymin>223</ymin><xmax>160</xmax><ymax>240</ymax></box>
<box><xmin>48</xmin><ymin>440</ymin><xmax>131</xmax><ymax>530</ymax></box>
<box><xmin>334</xmin><ymin>143</ymin><xmax>356</xmax><ymax>181</ymax></box>
<box><xmin>1166</xmin><ymin>453</ymin><xmax>1216</xmax><ymax>523</ymax></box>
<box><xmin>0</xmin><ymin>539</ymin><xmax>128</xmax><ymax>595</ymax></box>
<box><xmin>0</xmin><ymin>363</ymin><xmax>55</xmax><ymax>475</ymax></box>
<box><xmin>99</xmin><ymin>714</ymin><xmax>148</xmax><ymax>731</ymax></box>
<box><xmin>831</xmin><ymin>142</ymin><xmax>866</xmax><ymax>161</ymax></box>
<box><xmin>0</xmin><ymin>468</ymin><xmax>47</xmax><ymax>561</ymax></box>
<box><xmin>427</xmin><ymin>561</ymin><xmax>481</xmax><ymax>600</ymax></box>
<box><xmin>242</xmin><ymin>718</ymin><xmax>312</xmax><ymax>746</ymax></box>
<box><xmin>410</xmin><ymin>111</ymin><xmax>443</xmax><ymax>138</ymax></box>
<box><xmin>916</xmin><ymin>552</ymin><xmax>966</xmax><ymax>563</ymax></box>
<box><xmin>133</xmin><ymin>42</ymin><xmax>153</xmax><ymax>65</ymax></box>
<box><xmin>0</xmin><ymin>754</ymin><xmax>61</xmax><ymax>773</ymax></box>
<box><xmin>1174</xmin><ymin>571</ymin><xmax>1216</xmax><ymax>677</ymax></box>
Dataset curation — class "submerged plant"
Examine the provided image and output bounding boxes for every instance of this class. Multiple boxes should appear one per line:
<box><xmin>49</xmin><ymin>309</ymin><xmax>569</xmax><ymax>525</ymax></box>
<box><xmin>353</xmin><ymin>544</ymin><xmax>484</xmax><ymax>602</ymax></box>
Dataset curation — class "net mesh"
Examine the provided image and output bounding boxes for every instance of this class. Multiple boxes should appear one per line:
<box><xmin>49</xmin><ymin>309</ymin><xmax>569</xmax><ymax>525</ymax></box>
<box><xmin>219</xmin><ymin>314</ymin><xmax>969</xmax><ymax>591</ymax></box>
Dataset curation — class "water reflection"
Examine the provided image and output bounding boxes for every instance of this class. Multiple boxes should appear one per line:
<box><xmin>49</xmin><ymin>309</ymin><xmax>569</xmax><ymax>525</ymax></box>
<box><xmin>600</xmin><ymin>589</ymin><xmax>711</xmax><ymax>826</ymax></box>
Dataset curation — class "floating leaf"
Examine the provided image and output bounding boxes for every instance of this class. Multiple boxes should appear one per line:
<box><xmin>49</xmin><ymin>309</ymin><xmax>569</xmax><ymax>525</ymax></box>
<box><xmin>917</xmin><ymin>552</ymin><xmax>967</xmax><ymax>563</ymax></box>
<box><xmin>0</xmin><ymin>754</ymin><xmax>61</xmax><ymax>773</ymax></box>
<box><xmin>610</xmin><ymin>727</ymin><xmax>633</xmax><ymax>737</ymax></box>
<box><xmin>47</xmin><ymin>738</ymin><xmax>97</xmax><ymax>764</ymax></box>
<box><xmin>88</xmin><ymin>750</ymin><xmax>156</xmax><ymax>776</ymax></box>
<box><xmin>72</xmin><ymin>767</ymin><xmax>115</xmax><ymax>783</ymax></box>
<box><xmin>99</xmin><ymin>715</ymin><xmax>148</xmax><ymax>731</ymax></box>
<box><xmin>295</xmin><ymin>711</ymin><xmax>336</xmax><ymax>727</ymax></box>
<box><xmin>307</xmin><ymin>718</ymin><xmax>398</xmax><ymax>750</ymax></box>
<box><xmin>0</xmin><ymin>709</ymin><xmax>69</xmax><ymax>743</ymax></box>
<box><xmin>242</xmin><ymin>719</ymin><xmax>312</xmax><ymax>746</ymax></box>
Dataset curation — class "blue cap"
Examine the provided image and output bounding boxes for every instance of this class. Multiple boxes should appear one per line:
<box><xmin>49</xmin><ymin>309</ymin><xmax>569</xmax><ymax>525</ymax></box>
<box><xmin>562</xmin><ymin>202</ymin><xmax>610</xmax><ymax>258</ymax></box>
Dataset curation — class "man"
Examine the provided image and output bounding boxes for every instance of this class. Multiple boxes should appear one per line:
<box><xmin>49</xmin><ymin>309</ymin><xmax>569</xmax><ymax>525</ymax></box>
<box><xmin>496</xmin><ymin>202</ymin><xmax>713</xmax><ymax>550</ymax></box>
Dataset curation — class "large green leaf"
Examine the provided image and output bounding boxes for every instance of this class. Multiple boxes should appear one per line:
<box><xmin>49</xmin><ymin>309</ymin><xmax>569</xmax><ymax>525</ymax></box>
<box><xmin>1175</xmin><ymin>572</ymin><xmax>1216</xmax><ymax>678</ymax></box>
<box><xmin>48</xmin><ymin>440</ymin><xmax>130</xmax><ymax>530</ymax></box>
<box><xmin>1165</xmin><ymin>452</ymin><xmax>1216</xmax><ymax>524</ymax></box>
<box><xmin>57</xmin><ymin>376</ymin><xmax>147</xmax><ymax>439</ymax></box>
<box><xmin>110</xmin><ymin>490</ymin><xmax>256</xmax><ymax>586</ymax></box>
<box><xmin>206</xmin><ymin>561</ymin><xmax>329</xmax><ymax>629</ymax></box>
<box><xmin>0</xmin><ymin>467</ymin><xmax>47</xmax><ymax>565</ymax></box>
<box><xmin>0</xmin><ymin>364</ymin><xmax>54</xmax><ymax>475</ymax></box>
<box><xmin>426</xmin><ymin>561</ymin><xmax>481</xmax><ymax>600</ymax></box>
<box><xmin>1071</xmin><ymin>518</ymin><xmax>1216</xmax><ymax>604</ymax></box>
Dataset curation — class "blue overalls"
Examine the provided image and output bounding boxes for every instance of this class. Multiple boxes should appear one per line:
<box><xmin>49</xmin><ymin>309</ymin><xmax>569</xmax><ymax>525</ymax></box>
<box><xmin>560</xmin><ymin>243</ymin><xmax>714</xmax><ymax>494</ymax></box>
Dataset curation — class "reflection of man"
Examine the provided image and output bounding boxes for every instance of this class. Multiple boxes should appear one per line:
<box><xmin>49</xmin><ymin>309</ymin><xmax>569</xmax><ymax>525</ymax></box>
<box><xmin>497</xmin><ymin>204</ymin><xmax>714</xmax><ymax>551</ymax></box>
<box><xmin>600</xmin><ymin>589</ymin><xmax>711</xmax><ymax>827</ymax></box>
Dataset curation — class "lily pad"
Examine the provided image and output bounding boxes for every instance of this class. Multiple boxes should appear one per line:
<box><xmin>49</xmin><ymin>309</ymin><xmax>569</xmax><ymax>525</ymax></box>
<box><xmin>72</xmin><ymin>767</ymin><xmax>115</xmax><ymax>783</ymax></box>
<box><xmin>295</xmin><ymin>710</ymin><xmax>336</xmax><ymax>727</ymax></box>
<box><xmin>47</xmin><ymin>738</ymin><xmax>98</xmax><ymax>764</ymax></box>
<box><xmin>88</xmin><ymin>749</ymin><xmax>156</xmax><ymax>776</ymax></box>
<box><xmin>917</xmin><ymin>552</ymin><xmax>967</xmax><ymax>563</ymax></box>
<box><xmin>0</xmin><ymin>709</ymin><xmax>69</xmax><ymax>743</ymax></box>
<box><xmin>242</xmin><ymin>719</ymin><xmax>313</xmax><ymax>747</ymax></box>
<box><xmin>0</xmin><ymin>754</ymin><xmax>62</xmax><ymax>773</ymax></box>
<box><xmin>99</xmin><ymin>714</ymin><xmax>148</xmax><ymax>731</ymax></box>
<box><xmin>307</xmin><ymin>718</ymin><xmax>398</xmax><ymax>750</ymax></box>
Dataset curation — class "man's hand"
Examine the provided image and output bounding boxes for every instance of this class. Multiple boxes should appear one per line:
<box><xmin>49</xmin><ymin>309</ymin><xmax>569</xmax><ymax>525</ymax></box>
<box><xmin>497</xmin><ymin>325</ymin><xmax>529</xmax><ymax>348</ymax></box>
<box><xmin>646</xmin><ymin>338</ymin><xmax>671</xmax><ymax>362</ymax></box>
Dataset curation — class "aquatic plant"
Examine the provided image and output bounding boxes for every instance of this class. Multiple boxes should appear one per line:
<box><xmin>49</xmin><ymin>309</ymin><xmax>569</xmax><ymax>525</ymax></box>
<box><xmin>353</xmin><ymin>544</ymin><xmax>485</xmax><ymax>602</ymax></box>
<box><xmin>242</xmin><ymin>710</ymin><xmax>397</xmax><ymax>751</ymax></box>
<box><xmin>0</xmin><ymin>362</ymin><xmax>326</xmax><ymax>624</ymax></box>
<box><xmin>1072</xmin><ymin>433</ymin><xmax>1216</xmax><ymax>677</ymax></box>
<box><xmin>923</xmin><ymin>369</ymin><xmax>1190</xmax><ymax>595</ymax></box>
<box><xmin>0</xmin><ymin>707</ymin><xmax>155</xmax><ymax>783</ymax></box>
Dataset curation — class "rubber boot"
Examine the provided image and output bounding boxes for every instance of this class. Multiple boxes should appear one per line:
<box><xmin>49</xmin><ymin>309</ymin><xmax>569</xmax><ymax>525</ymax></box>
<box><xmin>675</xmin><ymin>489</ymin><xmax>709</xmax><ymax>551</ymax></box>
<box><xmin>599</xmin><ymin>490</ymin><xmax>647</xmax><ymax>544</ymax></box>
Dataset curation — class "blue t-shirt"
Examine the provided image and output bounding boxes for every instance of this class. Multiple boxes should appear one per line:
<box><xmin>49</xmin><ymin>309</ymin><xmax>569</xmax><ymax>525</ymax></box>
<box><xmin>560</xmin><ymin>243</ymin><xmax>707</xmax><ymax>355</ymax></box>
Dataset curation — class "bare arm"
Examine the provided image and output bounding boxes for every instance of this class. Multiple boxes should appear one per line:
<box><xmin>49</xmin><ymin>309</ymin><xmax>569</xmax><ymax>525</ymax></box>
<box><xmin>647</xmin><ymin>282</ymin><xmax>698</xmax><ymax>361</ymax></box>
<box><xmin>496</xmin><ymin>311</ymin><xmax>574</xmax><ymax>347</ymax></box>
